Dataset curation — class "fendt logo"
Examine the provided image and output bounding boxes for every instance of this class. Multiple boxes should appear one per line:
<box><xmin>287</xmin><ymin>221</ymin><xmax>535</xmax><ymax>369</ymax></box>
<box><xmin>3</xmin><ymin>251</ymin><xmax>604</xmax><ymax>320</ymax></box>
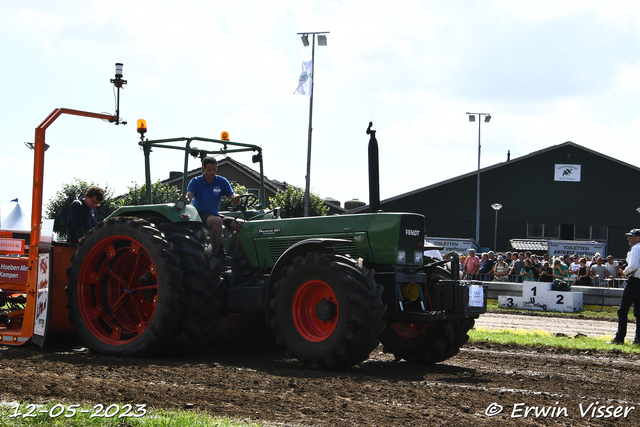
<box><xmin>405</xmin><ymin>229</ymin><xmax>421</xmax><ymax>237</ymax></box>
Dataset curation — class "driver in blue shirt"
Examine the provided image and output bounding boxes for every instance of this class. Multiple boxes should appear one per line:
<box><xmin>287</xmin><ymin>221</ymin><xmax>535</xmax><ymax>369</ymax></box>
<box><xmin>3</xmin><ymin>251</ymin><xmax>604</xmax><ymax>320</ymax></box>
<box><xmin>186</xmin><ymin>156</ymin><xmax>241</xmax><ymax>256</ymax></box>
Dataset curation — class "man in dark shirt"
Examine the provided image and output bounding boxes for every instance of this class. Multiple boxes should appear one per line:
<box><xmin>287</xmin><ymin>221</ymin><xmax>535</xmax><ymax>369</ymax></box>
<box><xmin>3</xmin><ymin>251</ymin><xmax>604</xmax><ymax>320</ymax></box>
<box><xmin>478</xmin><ymin>252</ymin><xmax>495</xmax><ymax>280</ymax></box>
<box><xmin>67</xmin><ymin>186</ymin><xmax>104</xmax><ymax>244</ymax></box>
<box><xmin>509</xmin><ymin>252</ymin><xmax>526</xmax><ymax>283</ymax></box>
<box><xmin>504</xmin><ymin>251</ymin><xmax>513</xmax><ymax>266</ymax></box>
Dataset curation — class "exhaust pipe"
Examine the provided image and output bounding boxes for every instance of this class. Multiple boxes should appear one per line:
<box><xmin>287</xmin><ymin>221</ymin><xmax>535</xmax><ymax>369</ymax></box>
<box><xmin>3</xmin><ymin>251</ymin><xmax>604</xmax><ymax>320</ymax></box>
<box><xmin>366</xmin><ymin>122</ymin><xmax>380</xmax><ymax>213</ymax></box>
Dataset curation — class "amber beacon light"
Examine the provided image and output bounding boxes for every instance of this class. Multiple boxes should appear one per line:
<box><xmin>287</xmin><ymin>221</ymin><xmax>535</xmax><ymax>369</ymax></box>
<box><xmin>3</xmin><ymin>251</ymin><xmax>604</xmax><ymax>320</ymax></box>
<box><xmin>137</xmin><ymin>119</ymin><xmax>147</xmax><ymax>140</ymax></box>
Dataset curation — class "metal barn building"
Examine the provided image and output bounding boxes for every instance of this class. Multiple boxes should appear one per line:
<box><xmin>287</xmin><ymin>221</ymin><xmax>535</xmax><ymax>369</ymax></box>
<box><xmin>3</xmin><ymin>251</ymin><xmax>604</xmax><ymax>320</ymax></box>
<box><xmin>355</xmin><ymin>141</ymin><xmax>640</xmax><ymax>258</ymax></box>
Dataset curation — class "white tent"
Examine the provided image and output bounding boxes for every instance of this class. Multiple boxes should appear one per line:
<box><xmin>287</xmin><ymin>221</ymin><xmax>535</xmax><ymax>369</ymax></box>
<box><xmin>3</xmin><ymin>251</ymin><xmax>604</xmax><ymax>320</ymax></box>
<box><xmin>0</xmin><ymin>200</ymin><xmax>30</xmax><ymax>232</ymax></box>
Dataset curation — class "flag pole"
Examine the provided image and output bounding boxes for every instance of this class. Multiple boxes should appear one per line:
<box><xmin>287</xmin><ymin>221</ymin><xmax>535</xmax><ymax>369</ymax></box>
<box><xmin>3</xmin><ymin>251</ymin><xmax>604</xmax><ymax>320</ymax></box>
<box><xmin>297</xmin><ymin>31</ymin><xmax>328</xmax><ymax>217</ymax></box>
<box><xmin>304</xmin><ymin>34</ymin><xmax>316</xmax><ymax>217</ymax></box>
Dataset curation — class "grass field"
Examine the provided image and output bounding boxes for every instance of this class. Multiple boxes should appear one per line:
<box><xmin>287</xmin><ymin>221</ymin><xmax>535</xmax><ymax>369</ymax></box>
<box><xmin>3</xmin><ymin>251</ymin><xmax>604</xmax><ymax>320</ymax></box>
<box><xmin>0</xmin><ymin>404</ymin><xmax>265</xmax><ymax>427</ymax></box>
<box><xmin>470</xmin><ymin>327</ymin><xmax>640</xmax><ymax>353</ymax></box>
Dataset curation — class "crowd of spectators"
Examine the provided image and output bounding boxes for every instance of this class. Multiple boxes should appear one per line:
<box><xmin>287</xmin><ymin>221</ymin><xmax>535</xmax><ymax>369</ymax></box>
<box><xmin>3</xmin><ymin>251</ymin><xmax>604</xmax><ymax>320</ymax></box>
<box><xmin>459</xmin><ymin>250</ymin><xmax>624</xmax><ymax>286</ymax></box>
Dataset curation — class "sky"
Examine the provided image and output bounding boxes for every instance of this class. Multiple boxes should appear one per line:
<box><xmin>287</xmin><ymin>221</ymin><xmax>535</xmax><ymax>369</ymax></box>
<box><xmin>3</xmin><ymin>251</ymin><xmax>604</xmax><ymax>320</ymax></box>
<box><xmin>2</xmin><ymin>0</ymin><xmax>640</xmax><ymax>219</ymax></box>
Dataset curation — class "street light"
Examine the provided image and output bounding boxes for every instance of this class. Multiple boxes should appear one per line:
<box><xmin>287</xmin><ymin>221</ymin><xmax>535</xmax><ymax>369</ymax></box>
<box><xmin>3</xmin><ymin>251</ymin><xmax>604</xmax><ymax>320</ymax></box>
<box><xmin>297</xmin><ymin>31</ymin><xmax>329</xmax><ymax>217</ymax></box>
<box><xmin>466</xmin><ymin>112</ymin><xmax>492</xmax><ymax>244</ymax></box>
<box><xmin>491</xmin><ymin>203</ymin><xmax>502</xmax><ymax>251</ymax></box>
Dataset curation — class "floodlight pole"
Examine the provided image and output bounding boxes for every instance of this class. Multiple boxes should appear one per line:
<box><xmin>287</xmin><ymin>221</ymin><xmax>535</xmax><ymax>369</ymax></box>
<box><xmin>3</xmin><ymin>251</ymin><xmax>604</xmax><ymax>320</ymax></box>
<box><xmin>466</xmin><ymin>112</ymin><xmax>491</xmax><ymax>244</ymax></box>
<box><xmin>491</xmin><ymin>203</ymin><xmax>502</xmax><ymax>251</ymax></box>
<box><xmin>298</xmin><ymin>31</ymin><xmax>329</xmax><ymax>216</ymax></box>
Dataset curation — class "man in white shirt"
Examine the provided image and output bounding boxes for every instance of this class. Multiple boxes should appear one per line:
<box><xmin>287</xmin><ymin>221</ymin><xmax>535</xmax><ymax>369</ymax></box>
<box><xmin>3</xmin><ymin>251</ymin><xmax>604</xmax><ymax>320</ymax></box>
<box><xmin>605</xmin><ymin>255</ymin><xmax>620</xmax><ymax>279</ymax></box>
<box><xmin>612</xmin><ymin>229</ymin><xmax>640</xmax><ymax>345</ymax></box>
<box><xmin>568</xmin><ymin>255</ymin><xmax>580</xmax><ymax>280</ymax></box>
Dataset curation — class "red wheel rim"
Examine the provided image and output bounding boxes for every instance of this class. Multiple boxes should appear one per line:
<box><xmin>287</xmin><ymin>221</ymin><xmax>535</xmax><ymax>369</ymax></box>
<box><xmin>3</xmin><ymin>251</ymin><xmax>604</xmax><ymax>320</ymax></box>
<box><xmin>76</xmin><ymin>235</ymin><xmax>159</xmax><ymax>345</ymax></box>
<box><xmin>218</xmin><ymin>313</ymin><xmax>254</xmax><ymax>329</ymax></box>
<box><xmin>391</xmin><ymin>292</ymin><xmax>431</xmax><ymax>338</ymax></box>
<box><xmin>292</xmin><ymin>280</ymin><xmax>338</xmax><ymax>342</ymax></box>
<box><xmin>391</xmin><ymin>322</ymin><xmax>429</xmax><ymax>338</ymax></box>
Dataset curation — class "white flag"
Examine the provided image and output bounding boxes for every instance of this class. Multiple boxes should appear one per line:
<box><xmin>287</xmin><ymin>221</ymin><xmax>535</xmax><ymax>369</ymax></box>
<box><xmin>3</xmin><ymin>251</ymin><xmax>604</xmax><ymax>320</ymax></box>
<box><xmin>294</xmin><ymin>60</ymin><xmax>313</xmax><ymax>96</ymax></box>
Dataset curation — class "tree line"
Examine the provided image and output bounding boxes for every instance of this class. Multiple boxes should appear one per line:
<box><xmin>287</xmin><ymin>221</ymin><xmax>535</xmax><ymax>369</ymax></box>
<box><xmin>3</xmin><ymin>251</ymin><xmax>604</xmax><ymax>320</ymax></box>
<box><xmin>46</xmin><ymin>179</ymin><xmax>328</xmax><ymax>240</ymax></box>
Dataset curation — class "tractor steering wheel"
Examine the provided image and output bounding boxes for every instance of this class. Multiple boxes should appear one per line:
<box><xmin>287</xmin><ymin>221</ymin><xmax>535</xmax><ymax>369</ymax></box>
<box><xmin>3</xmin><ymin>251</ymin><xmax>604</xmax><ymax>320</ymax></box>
<box><xmin>225</xmin><ymin>194</ymin><xmax>259</xmax><ymax>212</ymax></box>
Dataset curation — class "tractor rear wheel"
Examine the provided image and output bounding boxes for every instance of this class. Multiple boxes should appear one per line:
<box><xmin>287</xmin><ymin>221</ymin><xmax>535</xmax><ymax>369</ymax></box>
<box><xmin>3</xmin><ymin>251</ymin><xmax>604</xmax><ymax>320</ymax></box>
<box><xmin>152</xmin><ymin>221</ymin><xmax>224</xmax><ymax>355</ymax></box>
<box><xmin>379</xmin><ymin>265</ymin><xmax>475</xmax><ymax>363</ymax></box>
<box><xmin>269</xmin><ymin>252</ymin><xmax>386</xmax><ymax>369</ymax></box>
<box><xmin>66</xmin><ymin>217</ymin><xmax>184</xmax><ymax>357</ymax></box>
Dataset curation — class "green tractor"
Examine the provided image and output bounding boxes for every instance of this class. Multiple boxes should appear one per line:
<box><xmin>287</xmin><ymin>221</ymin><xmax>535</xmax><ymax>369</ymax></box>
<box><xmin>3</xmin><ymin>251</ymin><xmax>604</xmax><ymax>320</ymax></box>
<box><xmin>65</xmin><ymin>125</ymin><xmax>487</xmax><ymax>369</ymax></box>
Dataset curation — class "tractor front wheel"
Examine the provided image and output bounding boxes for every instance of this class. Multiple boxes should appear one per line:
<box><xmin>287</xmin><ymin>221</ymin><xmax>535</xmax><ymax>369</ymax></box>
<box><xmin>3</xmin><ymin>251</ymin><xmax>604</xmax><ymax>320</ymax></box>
<box><xmin>380</xmin><ymin>264</ymin><xmax>475</xmax><ymax>363</ymax></box>
<box><xmin>379</xmin><ymin>318</ymin><xmax>475</xmax><ymax>363</ymax></box>
<box><xmin>269</xmin><ymin>252</ymin><xmax>386</xmax><ymax>369</ymax></box>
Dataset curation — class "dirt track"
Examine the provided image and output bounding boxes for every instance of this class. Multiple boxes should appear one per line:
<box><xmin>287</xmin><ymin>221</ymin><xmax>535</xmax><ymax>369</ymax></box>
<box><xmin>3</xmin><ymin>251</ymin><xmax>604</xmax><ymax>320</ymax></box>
<box><xmin>1</xmin><ymin>314</ymin><xmax>639</xmax><ymax>426</ymax></box>
<box><xmin>475</xmin><ymin>312</ymin><xmax>620</xmax><ymax>338</ymax></box>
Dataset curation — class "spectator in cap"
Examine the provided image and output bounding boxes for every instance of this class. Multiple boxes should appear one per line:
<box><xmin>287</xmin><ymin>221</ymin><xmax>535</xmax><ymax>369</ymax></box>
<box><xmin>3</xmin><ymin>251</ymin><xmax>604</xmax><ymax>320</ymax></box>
<box><xmin>612</xmin><ymin>229</ymin><xmax>640</xmax><ymax>345</ymax></box>
<box><xmin>492</xmin><ymin>256</ymin><xmax>509</xmax><ymax>282</ymax></box>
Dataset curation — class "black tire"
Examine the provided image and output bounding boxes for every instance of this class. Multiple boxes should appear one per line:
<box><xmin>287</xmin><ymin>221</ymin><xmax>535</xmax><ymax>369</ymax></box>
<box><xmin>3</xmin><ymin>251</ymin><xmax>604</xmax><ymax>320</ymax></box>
<box><xmin>379</xmin><ymin>318</ymin><xmax>475</xmax><ymax>363</ymax></box>
<box><xmin>379</xmin><ymin>265</ymin><xmax>475</xmax><ymax>363</ymax></box>
<box><xmin>269</xmin><ymin>252</ymin><xmax>386</xmax><ymax>369</ymax></box>
<box><xmin>152</xmin><ymin>221</ymin><xmax>225</xmax><ymax>355</ymax></box>
<box><xmin>66</xmin><ymin>217</ymin><xmax>184</xmax><ymax>357</ymax></box>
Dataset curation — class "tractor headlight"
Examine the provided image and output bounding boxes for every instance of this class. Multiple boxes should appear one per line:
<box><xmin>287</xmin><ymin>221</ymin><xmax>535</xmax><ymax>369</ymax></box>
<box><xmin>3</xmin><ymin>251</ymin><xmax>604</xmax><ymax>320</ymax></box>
<box><xmin>414</xmin><ymin>251</ymin><xmax>423</xmax><ymax>264</ymax></box>
<box><xmin>397</xmin><ymin>250</ymin><xmax>406</xmax><ymax>264</ymax></box>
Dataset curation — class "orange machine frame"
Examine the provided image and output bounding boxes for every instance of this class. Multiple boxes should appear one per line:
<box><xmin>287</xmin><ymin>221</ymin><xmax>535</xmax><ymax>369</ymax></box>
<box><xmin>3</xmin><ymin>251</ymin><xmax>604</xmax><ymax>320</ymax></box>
<box><xmin>0</xmin><ymin>109</ymin><xmax>116</xmax><ymax>346</ymax></box>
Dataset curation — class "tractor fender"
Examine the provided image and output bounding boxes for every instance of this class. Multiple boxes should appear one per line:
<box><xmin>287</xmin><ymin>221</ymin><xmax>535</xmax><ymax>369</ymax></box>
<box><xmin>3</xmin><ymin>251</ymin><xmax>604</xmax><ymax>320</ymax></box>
<box><xmin>264</xmin><ymin>238</ymin><xmax>351</xmax><ymax>321</ymax></box>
